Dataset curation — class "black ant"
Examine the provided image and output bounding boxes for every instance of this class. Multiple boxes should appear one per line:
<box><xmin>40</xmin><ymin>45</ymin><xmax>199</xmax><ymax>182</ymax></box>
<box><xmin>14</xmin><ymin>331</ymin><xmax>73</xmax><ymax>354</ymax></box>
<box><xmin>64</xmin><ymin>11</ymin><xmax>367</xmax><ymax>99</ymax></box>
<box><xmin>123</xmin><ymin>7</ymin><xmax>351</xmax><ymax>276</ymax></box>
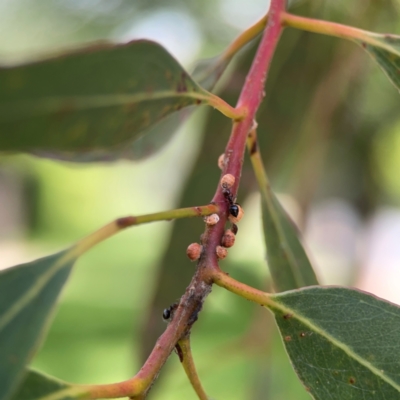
<box><xmin>162</xmin><ymin>302</ymin><xmax>178</xmax><ymax>322</ymax></box>
<box><xmin>222</xmin><ymin>186</ymin><xmax>239</xmax><ymax>234</ymax></box>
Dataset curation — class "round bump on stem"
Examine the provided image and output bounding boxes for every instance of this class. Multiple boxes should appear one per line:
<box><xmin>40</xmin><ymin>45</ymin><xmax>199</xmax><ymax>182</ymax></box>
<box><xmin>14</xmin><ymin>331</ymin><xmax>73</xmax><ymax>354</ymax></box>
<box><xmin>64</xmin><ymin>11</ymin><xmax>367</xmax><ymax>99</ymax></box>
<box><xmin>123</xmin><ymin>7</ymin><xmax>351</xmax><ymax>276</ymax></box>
<box><xmin>204</xmin><ymin>213</ymin><xmax>220</xmax><ymax>226</ymax></box>
<box><xmin>186</xmin><ymin>243</ymin><xmax>202</xmax><ymax>261</ymax></box>
<box><xmin>221</xmin><ymin>229</ymin><xmax>236</xmax><ymax>248</ymax></box>
<box><xmin>220</xmin><ymin>174</ymin><xmax>235</xmax><ymax>190</ymax></box>
<box><xmin>218</xmin><ymin>153</ymin><xmax>226</xmax><ymax>170</ymax></box>
<box><xmin>216</xmin><ymin>246</ymin><xmax>228</xmax><ymax>260</ymax></box>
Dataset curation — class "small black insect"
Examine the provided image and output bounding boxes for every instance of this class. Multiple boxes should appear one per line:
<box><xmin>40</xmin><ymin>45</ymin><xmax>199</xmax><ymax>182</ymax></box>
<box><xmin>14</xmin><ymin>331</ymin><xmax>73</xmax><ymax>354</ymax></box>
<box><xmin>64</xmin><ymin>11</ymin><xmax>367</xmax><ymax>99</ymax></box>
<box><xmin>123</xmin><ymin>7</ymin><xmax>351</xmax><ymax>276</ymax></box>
<box><xmin>229</xmin><ymin>204</ymin><xmax>240</xmax><ymax>218</ymax></box>
<box><xmin>162</xmin><ymin>308</ymin><xmax>171</xmax><ymax>320</ymax></box>
<box><xmin>222</xmin><ymin>187</ymin><xmax>235</xmax><ymax>206</ymax></box>
<box><xmin>162</xmin><ymin>302</ymin><xmax>178</xmax><ymax>322</ymax></box>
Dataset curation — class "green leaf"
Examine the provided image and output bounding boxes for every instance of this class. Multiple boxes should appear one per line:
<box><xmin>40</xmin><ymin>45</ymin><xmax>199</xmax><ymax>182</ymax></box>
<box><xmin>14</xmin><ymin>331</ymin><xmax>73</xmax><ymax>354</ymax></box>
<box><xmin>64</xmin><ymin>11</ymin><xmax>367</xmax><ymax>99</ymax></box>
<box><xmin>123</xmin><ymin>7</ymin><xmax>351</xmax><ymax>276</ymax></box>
<box><xmin>0</xmin><ymin>249</ymin><xmax>78</xmax><ymax>400</ymax></box>
<box><xmin>57</xmin><ymin>47</ymin><xmax>238</xmax><ymax>162</ymax></box>
<box><xmin>261</xmin><ymin>190</ymin><xmax>319</xmax><ymax>292</ymax></box>
<box><xmin>0</xmin><ymin>40</ymin><xmax>209</xmax><ymax>160</ymax></box>
<box><xmin>358</xmin><ymin>33</ymin><xmax>400</xmax><ymax>91</ymax></box>
<box><xmin>269</xmin><ymin>286</ymin><xmax>400</xmax><ymax>399</ymax></box>
<box><xmin>124</xmin><ymin>53</ymin><xmax>232</xmax><ymax>161</ymax></box>
<box><xmin>10</xmin><ymin>369</ymin><xmax>74</xmax><ymax>400</ymax></box>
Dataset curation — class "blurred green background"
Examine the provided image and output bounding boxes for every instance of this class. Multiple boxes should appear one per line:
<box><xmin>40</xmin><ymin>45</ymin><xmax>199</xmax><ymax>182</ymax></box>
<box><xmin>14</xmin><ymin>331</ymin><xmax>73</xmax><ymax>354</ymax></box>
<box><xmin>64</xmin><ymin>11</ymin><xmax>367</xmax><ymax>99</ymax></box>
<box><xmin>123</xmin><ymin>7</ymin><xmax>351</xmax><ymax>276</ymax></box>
<box><xmin>1</xmin><ymin>0</ymin><xmax>400</xmax><ymax>399</ymax></box>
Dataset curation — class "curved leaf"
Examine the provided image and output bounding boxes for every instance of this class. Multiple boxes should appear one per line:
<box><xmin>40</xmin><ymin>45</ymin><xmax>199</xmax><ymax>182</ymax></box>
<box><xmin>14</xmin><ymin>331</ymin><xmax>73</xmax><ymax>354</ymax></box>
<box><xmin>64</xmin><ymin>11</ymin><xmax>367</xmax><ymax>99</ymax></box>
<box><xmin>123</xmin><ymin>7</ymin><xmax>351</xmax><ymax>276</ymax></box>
<box><xmin>0</xmin><ymin>40</ymin><xmax>209</xmax><ymax>159</ymax></box>
<box><xmin>247</xmin><ymin>130</ymin><xmax>318</xmax><ymax>292</ymax></box>
<box><xmin>357</xmin><ymin>33</ymin><xmax>400</xmax><ymax>92</ymax></box>
<box><xmin>126</xmin><ymin>54</ymin><xmax>230</xmax><ymax>161</ymax></box>
<box><xmin>10</xmin><ymin>370</ymin><xmax>74</xmax><ymax>400</ymax></box>
<box><xmin>124</xmin><ymin>55</ymin><xmax>231</xmax><ymax>162</ymax></box>
<box><xmin>0</xmin><ymin>250</ymin><xmax>77</xmax><ymax>400</ymax></box>
<box><xmin>261</xmin><ymin>192</ymin><xmax>319</xmax><ymax>291</ymax></box>
<box><xmin>53</xmin><ymin>104</ymin><xmax>196</xmax><ymax>162</ymax></box>
<box><xmin>269</xmin><ymin>287</ymin><xmax>400</xmax><ymax>399</ymax></box>
<box><xmin>111</xmin><ymin>51</ymin><xmax>232</xmax><ymax>161</ymax></box>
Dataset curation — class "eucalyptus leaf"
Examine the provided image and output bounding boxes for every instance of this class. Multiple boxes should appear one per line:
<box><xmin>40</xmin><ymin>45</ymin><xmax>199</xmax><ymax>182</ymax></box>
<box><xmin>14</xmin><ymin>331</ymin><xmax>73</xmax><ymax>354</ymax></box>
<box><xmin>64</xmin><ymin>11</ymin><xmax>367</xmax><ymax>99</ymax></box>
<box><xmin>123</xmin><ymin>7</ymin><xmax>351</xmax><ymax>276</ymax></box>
<box><xmin>0</xmin><ymin>40</ymin><xmax>209</xmax><ymax>159</ymax></box>
<box><xmin>126</xmin><ymin>54</ymin><xmax>231</xmax><ymax>161</ymax></box>
<box><xmin>358</xmin><ymin>33</ymin><xmax>400</xmax><ymax>91</ymax></box>
<box><xmin>0</xmin><ymin>250</ymin><xmax>77</xmax><ymax>400</ymax></box>
<box><xmin>269</xmin><ymin>287</ymin><xmax>400</xmax><ymax>399</ymax></box>
<box><xmin>56</xmin><ymin>39</ymin><xmax>253</xmax><ymax>162</ymax></box>
<box><xmin>125</xmin><ymin>51</ymin><xmax>232</xmax><ymax>161</ymax></box>
<box><xmin>261</xmin><ymin>189</ymin><xmax>318</xmax><ymax>292</ymax></box>
<box><xmin>10</xmin><ymin>369</ymin><xmax>74</xmax><ymax>400</ymax></box>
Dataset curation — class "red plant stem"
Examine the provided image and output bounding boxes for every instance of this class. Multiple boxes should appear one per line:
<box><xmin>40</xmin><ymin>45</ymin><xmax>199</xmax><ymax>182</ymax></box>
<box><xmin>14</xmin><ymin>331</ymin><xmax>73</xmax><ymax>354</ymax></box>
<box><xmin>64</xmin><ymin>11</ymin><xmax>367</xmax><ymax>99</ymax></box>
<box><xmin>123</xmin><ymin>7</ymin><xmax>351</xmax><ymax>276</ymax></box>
<box><xmin>81</xmin><ymin>1</ymin><xmax>287</xmax><ymax>398</ymax></box>
<box><xmin>205</xmin><ymin>0</ymin><xmax>286</xmax><ymax>261</ymax></box>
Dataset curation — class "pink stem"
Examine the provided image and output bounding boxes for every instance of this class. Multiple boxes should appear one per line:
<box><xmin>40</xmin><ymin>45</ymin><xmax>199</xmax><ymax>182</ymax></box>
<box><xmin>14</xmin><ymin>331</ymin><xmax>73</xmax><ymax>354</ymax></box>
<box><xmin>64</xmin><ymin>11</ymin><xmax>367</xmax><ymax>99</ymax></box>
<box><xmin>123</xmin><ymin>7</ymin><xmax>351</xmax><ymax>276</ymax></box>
<box><xmin>206</xmin><ymin>0</ymin><xmax>286</xmax><ymax>260</ymax></box>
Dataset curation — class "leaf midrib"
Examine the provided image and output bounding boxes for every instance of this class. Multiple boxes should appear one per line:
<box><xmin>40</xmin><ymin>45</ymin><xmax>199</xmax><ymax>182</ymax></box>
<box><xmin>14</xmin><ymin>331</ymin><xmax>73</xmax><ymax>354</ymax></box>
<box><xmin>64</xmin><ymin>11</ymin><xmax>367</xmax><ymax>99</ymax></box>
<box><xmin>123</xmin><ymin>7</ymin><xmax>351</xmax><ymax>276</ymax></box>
<box><xmin>0</xmin><ymin>91</ymin><xmax>209</xmax><ymax>121</ymax></box>
<box><xmin>0</xmin><ymin>251</ymin><xmax>75</xmax><ymax>333</ymax></box>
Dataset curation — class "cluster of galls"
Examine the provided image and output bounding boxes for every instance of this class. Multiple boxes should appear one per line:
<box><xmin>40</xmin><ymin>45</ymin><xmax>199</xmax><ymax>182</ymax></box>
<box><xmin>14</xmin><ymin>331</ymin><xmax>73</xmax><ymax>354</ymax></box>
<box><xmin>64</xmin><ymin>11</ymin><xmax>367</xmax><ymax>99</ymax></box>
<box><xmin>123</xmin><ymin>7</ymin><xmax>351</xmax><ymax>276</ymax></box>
<box><xmin>186</xmin><ymin>161</ymin><xmax>244</xmax><ymax>263</ymax></box>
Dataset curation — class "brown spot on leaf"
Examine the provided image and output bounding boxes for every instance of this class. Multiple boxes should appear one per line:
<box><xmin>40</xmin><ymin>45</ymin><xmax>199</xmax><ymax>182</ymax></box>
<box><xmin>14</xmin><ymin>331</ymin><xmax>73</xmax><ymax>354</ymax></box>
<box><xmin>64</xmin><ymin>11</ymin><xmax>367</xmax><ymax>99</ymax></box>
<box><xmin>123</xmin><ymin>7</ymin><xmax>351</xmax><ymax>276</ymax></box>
<box><xmin>125</xmin><ymin>102</ymin><xmax>137</xmax><ymax>114</ymax></box>
<box><xmin>284</xmin><ymin>335</ymin><xmax>292</xmax><ymax>342</ymax></box>
<box><xmin>196</xmin><ymin>99</ymin><xmax>202</xmax><ymax>105</ymax></box>
<box><xmin>55</xmin><ymin>100</ymin><xmax>75</xmax><ymax>122</ymax></box>
<box><xmin>361</xmin><ymin>42</ymin><xmax>366</xmax><ymax>48</ymax></box>
<box><xmin>283</xmin><ymin>313</ymin><xmax>292</xmax><ymax>320</ymax></box>
<box><xmin>349</xmin><ymin>377</ymin><xmax>356</xmax><ymax>385</ymax></box>
<box><xmin>177</xmin><ymin>72</ymin><xmax>188</xmax><ymax>92</ymax></box>
<box><xmin>299</xmin><ymin>332</ymin><xmax>306</xmax><ymax>338</ymax></box>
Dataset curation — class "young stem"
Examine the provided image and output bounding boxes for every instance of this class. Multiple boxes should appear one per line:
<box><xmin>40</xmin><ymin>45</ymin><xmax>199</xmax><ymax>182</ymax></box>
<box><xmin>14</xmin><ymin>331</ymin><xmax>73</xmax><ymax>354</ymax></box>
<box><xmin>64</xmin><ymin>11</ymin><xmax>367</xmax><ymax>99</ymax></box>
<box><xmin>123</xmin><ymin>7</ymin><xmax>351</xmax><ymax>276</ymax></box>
<box><xmin>72</xmin><ymin>204</ymin><xmax>220</xmax><ymax>257</ymax></box>
<box><xmin>281</xmin><ymin>12</ymin><xmax>390</xmax><ymax>50</ymax></box>
<box><xmin>177</xmin><ymin>336</ymin><xmax>209</xmax><ymax>400</ymax></box>
<box><xmin>212</xmin><ymin>269</ymin><xmax>270</xmax><ymax>307</ymax></box>
<box><xmin>246</xmin><ymin>126</ymin><xmax>271</xmax><ymax>197</ymax></box>
<box><xmin>193</xmin><ymin>13</ymin><xmax>268</xmax><ymax>89</ymax></box>
<box><xmin>205</xmin><ymin>92</ymin><xmax>247</xmax><ymax>121</ymax></box>
<box><xmin>221</xmin><ymin>13</ymin><xmax>269</xmax><ymax>63</ymax></box>
<box><xmin>206</xmin><ymin>0</ymin><xmax>286</xmax><ymax>226</ymax></box>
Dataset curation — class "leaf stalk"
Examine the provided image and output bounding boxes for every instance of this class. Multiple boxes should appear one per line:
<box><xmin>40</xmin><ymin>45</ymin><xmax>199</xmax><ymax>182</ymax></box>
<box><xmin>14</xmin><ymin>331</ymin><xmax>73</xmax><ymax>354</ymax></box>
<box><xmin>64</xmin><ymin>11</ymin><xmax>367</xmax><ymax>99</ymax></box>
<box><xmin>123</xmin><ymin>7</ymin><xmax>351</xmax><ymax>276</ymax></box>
<box><xmin>177</xmin><ymin>336</ymin><xmax>209</xmax><ymax>400</ymax></box>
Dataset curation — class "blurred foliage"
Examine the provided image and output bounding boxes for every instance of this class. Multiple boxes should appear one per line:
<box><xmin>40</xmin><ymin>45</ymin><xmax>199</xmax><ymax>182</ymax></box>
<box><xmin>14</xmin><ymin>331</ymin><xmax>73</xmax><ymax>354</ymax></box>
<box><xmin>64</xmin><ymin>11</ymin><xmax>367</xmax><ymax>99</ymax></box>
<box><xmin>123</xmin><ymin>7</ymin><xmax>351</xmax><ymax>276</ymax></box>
<box><xmin>1</xmin><ymin>0</ymin><xmax>400</xmax><ymax>399</ymax></box>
